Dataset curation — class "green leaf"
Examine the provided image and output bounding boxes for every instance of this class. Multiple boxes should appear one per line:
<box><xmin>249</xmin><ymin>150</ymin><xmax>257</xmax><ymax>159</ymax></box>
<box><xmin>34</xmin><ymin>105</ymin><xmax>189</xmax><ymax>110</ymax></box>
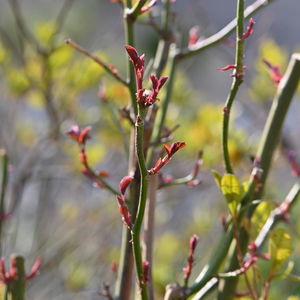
<box><xmin>269</xmin><ymin>228</ymin><xmax>292</xmax><ymax>270</ymax></box>
<box><xmin>221</xmin><ymin>174</ymin><xmax>242</xmax><ymax>214</ymax></box>
<box><xmin>212</xmin><ymin>170</ymin><xmax>222</xmax><ymax>188</ymax></box>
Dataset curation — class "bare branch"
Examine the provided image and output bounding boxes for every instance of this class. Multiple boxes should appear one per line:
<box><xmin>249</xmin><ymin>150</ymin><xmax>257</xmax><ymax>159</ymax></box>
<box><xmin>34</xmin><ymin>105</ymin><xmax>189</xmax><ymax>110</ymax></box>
<box><xmin>65</xmin><ymin>39</ymin><xmax>128</xmax><ymax>86</ymax></box>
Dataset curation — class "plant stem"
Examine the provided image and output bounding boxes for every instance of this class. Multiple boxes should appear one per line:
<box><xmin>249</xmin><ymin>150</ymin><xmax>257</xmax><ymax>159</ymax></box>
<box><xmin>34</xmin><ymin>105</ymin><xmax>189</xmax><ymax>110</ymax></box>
<box><xmin>0</xmin><ymin>150</ymin><xmax>8</xmax><ymax>256</ymax></box>
<box><xmin>65</xmin><ymin>39</ymin><xmax>128</xmax><ymax>86</ymax></box>
<box><xmin>114</xmin><ymin>226</ymin><xmax>134</xmax><ymax>300</ymax></box>
<box><xmin>10</xmin><ymin>255</ymin><xmax>26</xmax><ymax>300</ymax></box>
<box><xmin>254</xmin><ymin>182</ymin><xmax>300</xmax><ymax>252</ymax></box>
<box><xmin>222</xmin><ymin>0</ymin><xmax>244</xmax><ymax>174</ymax></box>
<box><xmin>124</xmin><ymin>2</ymin><xmax>138</xmax><ymax>115</ymax></box>
<box><xmin>132</xmin><ymin>108</ymin><xmax>149</xmax><ymax>300</ymax></box>
<box><xmin>153</xmin><ymin>0</ymin><xmax>172</xmax><ymax>76</ymax></box>
<box><xmin>148</xmin><ymin>54</ymin><xmax>177</xmax><ymax>165</ymax></box>
<box><xmin>143</xmin><ymin>3</ymin><xmax>173</xmax><ymax>298</ymax></box>
<box><xmin>115</xmin><ymin>2</ymin><xmax>139</xmax><ymax>298</ymax></box>
<box><xmin>175</xmin><ymin>0</ymin><xmax>276</xmax><ymax>60</ymax></box>
<box><xmin>130</xmin><ymin>0</ymin><xmax>147</xmax><ymax>19</ymax></box>
<box><xmin>143</xmin><ymin>174</ymin><xmax>157</xmax><ymax>300</ymax></box>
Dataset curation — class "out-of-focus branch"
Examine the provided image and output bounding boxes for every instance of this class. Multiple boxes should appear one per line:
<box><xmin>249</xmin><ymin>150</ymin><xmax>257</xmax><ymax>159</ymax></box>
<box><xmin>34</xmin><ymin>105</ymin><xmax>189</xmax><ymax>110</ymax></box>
<box><xmin>8</xmin><ymin>0</ymin><xmax>44</xmax><ymax>53</ymax></box>
<box><xmin>65</xmin><ymin>39</ymin><xmax>128</xmax><ymax>87</ymax></box>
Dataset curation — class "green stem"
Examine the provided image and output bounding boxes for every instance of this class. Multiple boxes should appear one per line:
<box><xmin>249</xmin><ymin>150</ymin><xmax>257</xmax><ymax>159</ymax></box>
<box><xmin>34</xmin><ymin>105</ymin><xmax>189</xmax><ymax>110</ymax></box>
<box><xmin>222</xmin><ymin>0</ymin><xmax>244</xmax><ymax>174</ymax></box>
<box><xmin>0</xmin><ymin>150</ymin><xmax>8</xmax><ymax>256</ymax></box>
<box><xmin>124</xmin><ymin>1</ymin><xmax>138</xmax><ymax>115</ymax></box>
<box><xmin>115</xmin><ymin>226</ymin><xmax>134</xmax><ymax>300</ymax></box>
<box><xmin>115</xmin><ymin>2</ymin><xmax>138</xmax><ymax>298</ymax></box>
<box><xmin>152</xmin><ymin>0</ymin><xmax>172</xmax><ymax>77</ymax></box>
<box><xmin>130</xmin><ymin>0</ymin><xmax>148</xmax><ymax>19</ymax></box>
<box><xmin>132</xmin><ymin>108</ymin><xmax>149</xmax><ymax>300</ymax></box>
<box><xmin>10</xmin><ymin>256</ymin><xmax>26</xmax><ymax>300</ymax></box>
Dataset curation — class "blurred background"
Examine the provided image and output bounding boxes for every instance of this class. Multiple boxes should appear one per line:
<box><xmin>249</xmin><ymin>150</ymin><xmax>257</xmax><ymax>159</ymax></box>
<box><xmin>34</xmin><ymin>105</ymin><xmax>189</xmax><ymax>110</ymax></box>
<box><xmin>0</xmin><ymin>0</ymin><xmax>300</xmax><ymax>299</ymax></box>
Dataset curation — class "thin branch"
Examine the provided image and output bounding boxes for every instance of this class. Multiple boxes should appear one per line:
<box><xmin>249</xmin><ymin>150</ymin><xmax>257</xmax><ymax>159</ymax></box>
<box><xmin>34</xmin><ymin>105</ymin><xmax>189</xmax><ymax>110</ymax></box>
<box><xmin>54</xmin><ymin>0</ymin><xmax>75</xmax><ymax>35</ymax></box>
<box><xmin>129</xmin><ymin>0</ymin><xmax>148</xmax><ymax>19</ymax></box>
<box><xmin>132</xmin><ymin>108</ymin><xmax>149</xmax><ymax>300</ymax></box>
<box><xmin>175</xmin><ymin>0</ymin><xmax>276</xmax><ymax>60</ymax></box>
<box><xmin>65</xmin><ymin>39</ymin><xmax>128</xmax><ymax>86</ymax></box>
<box><xmin>8</xmin><ymin>0</ymin><xmax>44</xmax><ymax>53</ymax></box>
<box><xmin>254</xmin><ymin>182</ymin><xmax>300</xmax><ymax>253</ymax></box>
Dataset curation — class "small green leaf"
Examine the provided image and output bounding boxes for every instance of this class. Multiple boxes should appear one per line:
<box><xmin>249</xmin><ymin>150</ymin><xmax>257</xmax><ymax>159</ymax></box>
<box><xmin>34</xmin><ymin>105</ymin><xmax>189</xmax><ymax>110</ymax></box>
<box><xmin>212</xmin><ymin>170</ymin><xmax>222</xmax><ymax>188</ymax></box>
<box><xmin>221</xmin><ymin>174</ymin><xmax>242</xmax><ymax>214</ymax></box>
<box><xmin>269</xmin><ymin>228</ymin><xmax>292</xmax><ymax>270</ymax></box>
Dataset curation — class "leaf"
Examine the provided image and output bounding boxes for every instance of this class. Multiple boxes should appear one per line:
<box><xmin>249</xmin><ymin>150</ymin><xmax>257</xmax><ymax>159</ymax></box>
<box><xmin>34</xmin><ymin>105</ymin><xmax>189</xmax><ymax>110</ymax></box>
<box><xmin>269</xmin><ymin>228</ymin><xmax>292</xmax><ymax>270</ymax></box>
<box><xmin>221</xmin><ymin>174</ymin><xmax>242</xmax><ymax>214</ymax></box>
<box><xmin>212</xmin><ymin>170</ymin><xmax>222</xmax><ymax>188</ymax></box>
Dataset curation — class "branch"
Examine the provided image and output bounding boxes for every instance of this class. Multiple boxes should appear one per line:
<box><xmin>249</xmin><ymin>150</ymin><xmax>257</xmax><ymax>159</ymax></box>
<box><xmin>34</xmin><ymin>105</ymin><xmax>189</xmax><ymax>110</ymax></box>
<box><xmin>175</xmin><ymin>0</ymin><xmax>276</xmax><ymax>60</ymax></box>
<box><xmin>65</xmin><ymin>39</ymin><xmax>128</xmax><ymax>87</ymax></box>
<box><xmin>132</xmin><ymin>110</ymin><xmax>149</xmax><ymax>300</ymax></box>
<box><xmin>128</xmin><ymin>0</ymin><xmax>148</xmax><ymax>20</ymax></box>
<box><xmin>221</xmin><ymin>0</ymin><xmax>245</xmax><ymax>174</ymax></box>
<box><xmin>8</xmin><ymin>0</ymin><xmax>44</xmax><ymax>54</ymax></box>
<box><xmin>254</xmin><ymin>182</ymin><xmax>300</xmax><ymax>253</ymax></box>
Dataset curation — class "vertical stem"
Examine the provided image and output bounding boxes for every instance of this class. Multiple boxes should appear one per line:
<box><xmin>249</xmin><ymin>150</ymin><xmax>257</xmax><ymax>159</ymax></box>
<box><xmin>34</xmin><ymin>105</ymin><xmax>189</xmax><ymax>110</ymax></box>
<box><xmin>149</xmin><ymin>54</ymin><xmax>177</xmax><ymax>161</ymax></box>
<box><xmin>222</xmin><ymin>0</ymin><xmax>245</xmax><ymax>174</ymax></box>
<box><xmin>0</xmin><ymin>150</ymin><xmax>8</xmax><ymax>256</ymax></box>
<box><xmin>132</xmin><ymin>108</ymin><xmax>149</xmax><ymax>300</ymax></box>
<box><xmin>115</xmin><ymin>1</ymin><xmax>139</xmax><ymax>298</ymax></box>
<box><xmin>10</xmin><ymin>255</ymin><xmax>26</xmax><ymax>300</ymax></box>
<box><xmin>124</xmin><ymin>0</ymin><xmax>138</xmax><ymax>115</ymax></box>
<box><xmin>143</xmin><ymin>174</ymin><xmax>158</xmax><ymax>300</ymax></box>
<box><xmin>143</xmin><ymin>2</ymin><xmax>173</xmax><ymax>298</ymax></box>
<box><xmin>153</xmin><ymin>0</ymin><xmax>172</xmax><ymax>77</ymax></box>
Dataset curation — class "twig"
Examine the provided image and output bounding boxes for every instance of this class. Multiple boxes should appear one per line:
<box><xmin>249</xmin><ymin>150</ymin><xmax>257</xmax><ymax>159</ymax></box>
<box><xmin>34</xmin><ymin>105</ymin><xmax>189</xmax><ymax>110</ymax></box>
<box><xmin>143</xmin><ymin>174</ymin><xmax>158</xmax><ymax>300</ymax></box>
<box><xmin>254</xmin><ymin>182</ymin><xmax>300</xmax><ymax>253</ymax></box>
<box><xmin>54</xmin><ymin>0</ymin><xmax>75</xmax><ymax>35</ymax></box>
<box><xmin>221</xmin><ymin>0</ymin><xmax>245</xmax><ymax>174</ymax></box>
<box><xmin>132</xmin><ymin>109</ymin><xmax>149</xmax><ymax>300</ymax></box>
<box><xmin>0</xmin><ymin>150</ymin><xmax>8</xmax><ymax>255</ymax></box>
<box><xmin>129</xmin><ymin>0</ymin><xmax>148</xmax><ymax>20</ymax></box>
<box><xmin>65</xmin><ymin>39</ymin><xmax>128</xmax><ymax>87</ymax></box>
<box><xmin>175</xmin><ymin>0</ymin><xmax>276</xmax><ymax>60</ymax></box>
<box><xmin>8</xmin><ymin>0</ymin><xmax>44</xmax><ymax>54</ymax></box>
